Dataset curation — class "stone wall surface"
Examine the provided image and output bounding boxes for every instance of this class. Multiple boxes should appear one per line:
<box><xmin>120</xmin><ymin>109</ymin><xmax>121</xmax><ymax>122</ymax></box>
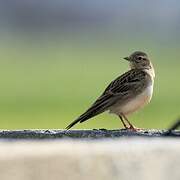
<box><xmin>0</xmin><ymin>138</ymin><xmax>180</xmax><ymax>180</ymax></box>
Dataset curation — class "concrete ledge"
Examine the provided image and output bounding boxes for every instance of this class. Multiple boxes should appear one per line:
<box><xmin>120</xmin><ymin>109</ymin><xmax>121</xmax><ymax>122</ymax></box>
<box><xmin>0</xmin><ymin>139</ymin><xmax>180</xmax><ymax>180</ymax></box>
<box><xmin>0</xmin><ymin>129</ymin><xmax>179</xmax><ymax>139</ymax></box>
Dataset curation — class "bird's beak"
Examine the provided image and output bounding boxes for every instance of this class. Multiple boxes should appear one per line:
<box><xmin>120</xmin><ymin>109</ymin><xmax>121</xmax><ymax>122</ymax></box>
<box><xmin>123</xmin><ymin>57</ymin><xmax>130</xmax><ymax>61</ymax></box>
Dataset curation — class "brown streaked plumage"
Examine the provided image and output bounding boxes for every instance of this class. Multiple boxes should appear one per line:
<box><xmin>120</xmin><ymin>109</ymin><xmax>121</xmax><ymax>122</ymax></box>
<box><xmin>66</xmin><ymin>51</ymin><xmax>155</xmax><ymax>130</ymax></box>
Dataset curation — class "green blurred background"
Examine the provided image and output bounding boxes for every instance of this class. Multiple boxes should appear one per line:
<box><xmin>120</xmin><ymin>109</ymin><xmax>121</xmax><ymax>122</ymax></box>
<box><xmin>0</xmin><ymin>1</ymin><xmax>179</xmax><ymax>129</ymax></box>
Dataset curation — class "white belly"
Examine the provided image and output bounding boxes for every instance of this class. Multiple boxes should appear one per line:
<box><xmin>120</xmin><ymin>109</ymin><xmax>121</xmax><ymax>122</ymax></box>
<box><xmin>111</xmin><ymin>84</ymin><xmax>153</xmax><ymax>116</ymax></box>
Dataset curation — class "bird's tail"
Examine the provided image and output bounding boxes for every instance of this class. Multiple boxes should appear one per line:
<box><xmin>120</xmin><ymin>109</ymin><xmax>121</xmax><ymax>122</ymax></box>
<box><xmin>65</xmin><ymin>118</ymin><xmax>80</xmax><ymax>130</ymax></box>
<box><xmin>65</xmin><ymin>103</ymin><xmax>108</xmax><ymax>130</ymax></box>
<box><xmin>65</xmin><ymin>110</ymin><xmax>98</xmax><ymax>130</ymax></box>
<box><xmin>65</xmin><ymin>93</ymin><xmax>113</xmax><ymax>130</ymax></box>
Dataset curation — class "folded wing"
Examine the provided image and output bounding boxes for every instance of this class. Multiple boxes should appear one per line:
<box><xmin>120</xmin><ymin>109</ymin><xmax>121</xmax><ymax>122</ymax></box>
<box><xmin>66</xmin><ymin>69</ymin><xmax>146</xmax><ymax>129</ymax></box>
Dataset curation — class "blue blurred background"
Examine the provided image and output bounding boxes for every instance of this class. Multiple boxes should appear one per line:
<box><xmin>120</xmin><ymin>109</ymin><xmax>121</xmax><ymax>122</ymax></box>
<box><xmin>0</xmin><ymin>0</ymin><xmax>179</xmax><ymax>129</ymax></box>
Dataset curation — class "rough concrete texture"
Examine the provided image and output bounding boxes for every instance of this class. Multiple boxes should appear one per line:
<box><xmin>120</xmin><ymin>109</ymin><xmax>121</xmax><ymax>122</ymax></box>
<box><xmin>0</xmin><ymin>129</ymin><xmax>179</xmax><ymax>139</ymax></box>
<box><xmin>0</xmin><ymin>139</ymin><xmax>180</xmax><ymax>180</ymax></box>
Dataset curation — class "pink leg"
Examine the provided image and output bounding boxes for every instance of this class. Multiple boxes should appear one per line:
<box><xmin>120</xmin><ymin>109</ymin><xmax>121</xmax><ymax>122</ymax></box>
<box><xmin>122</xmin><ymin>114</ymin><xmax>141</xmax><ymax>131</ymax></box>
<box><xmin>118</xmin><ymin>115</ymin><xmax>128</xmax><ymax>129</ymax></box>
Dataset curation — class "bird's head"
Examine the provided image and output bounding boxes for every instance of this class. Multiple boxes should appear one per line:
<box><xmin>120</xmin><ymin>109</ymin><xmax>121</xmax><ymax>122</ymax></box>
<box><xmin>124</xmin><ymin>51</ymin><xmax>152</xmax><ymax>70</ymax></box>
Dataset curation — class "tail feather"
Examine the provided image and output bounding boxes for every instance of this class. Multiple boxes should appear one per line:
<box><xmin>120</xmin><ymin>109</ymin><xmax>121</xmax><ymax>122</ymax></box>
<box><xmin>65</xmin><ymin>105</ymin><xmax>106</xmax><ymax>130</ymax></box>
<box><xmin>65</xmin><ymin>118</ymin><xmax>82</xmax><ymax>130</ymax></box>
<box><xmin>65</xmin><ymin>111</ymin><xmax>94</xmax><ymax>130</ymax></box>
<box><xmin>65</xmin><ymin>93</ymin><xmax>114</xmax><ymax>130</ymax></box>
<box><xmin>66</xmin><ymin>107</ymin><xmax>100</xmax><ymax>130</ymax></box>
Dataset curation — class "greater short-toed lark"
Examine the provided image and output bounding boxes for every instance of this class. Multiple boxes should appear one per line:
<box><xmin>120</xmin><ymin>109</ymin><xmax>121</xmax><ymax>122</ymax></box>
<box><xmin>66</xmin><ymin>51</ymin><xmax>155</xmax><ymax>130</ymax></box>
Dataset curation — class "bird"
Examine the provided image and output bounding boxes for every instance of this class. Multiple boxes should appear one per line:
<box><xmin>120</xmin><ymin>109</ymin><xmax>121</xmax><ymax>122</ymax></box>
<box><xmin>66</xmin><ymin>51</ymin><xmax>155</xmax><ymax>130</ymax></box>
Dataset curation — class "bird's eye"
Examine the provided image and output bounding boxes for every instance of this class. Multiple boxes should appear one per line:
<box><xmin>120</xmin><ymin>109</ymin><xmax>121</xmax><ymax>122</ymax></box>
<box><xmin>138</xmin><ymin>56</ymin><xmax>142</xmax><ymax>60</ymax></box>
